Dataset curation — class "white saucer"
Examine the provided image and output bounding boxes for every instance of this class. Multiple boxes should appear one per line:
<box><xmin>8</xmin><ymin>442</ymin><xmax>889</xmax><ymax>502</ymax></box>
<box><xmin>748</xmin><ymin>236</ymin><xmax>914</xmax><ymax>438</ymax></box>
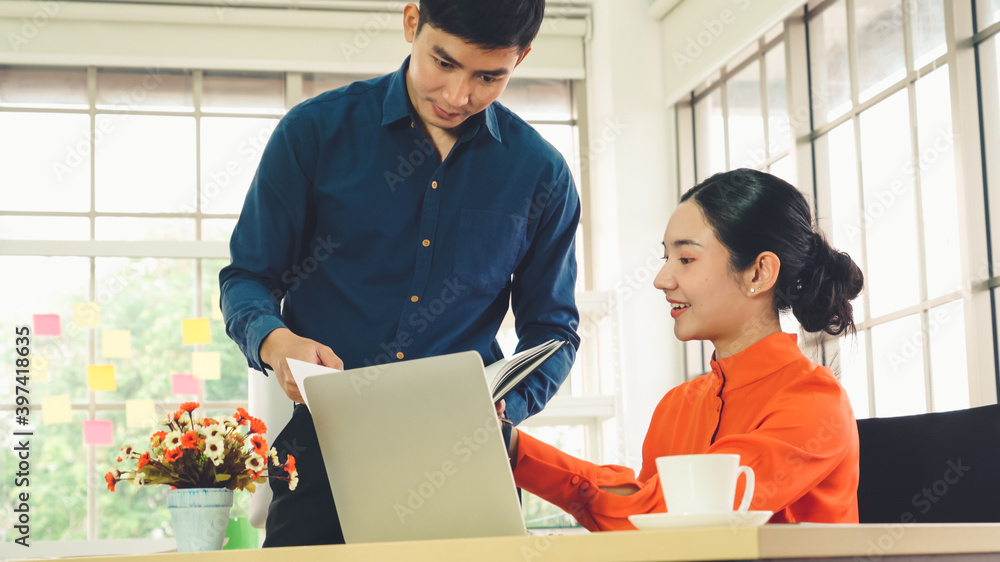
<box><xmin>628</xmin><ymin>510</ymin><xmax>773</xmax><ymax>530</ymax></box>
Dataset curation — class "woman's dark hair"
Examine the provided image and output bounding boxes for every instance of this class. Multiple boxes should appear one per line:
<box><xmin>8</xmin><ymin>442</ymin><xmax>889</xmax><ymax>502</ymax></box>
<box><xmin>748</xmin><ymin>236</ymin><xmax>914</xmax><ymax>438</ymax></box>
<box><xmin>417</xmin><ymin>0</ymin><xmax>544</xmax><ymax>52</ymax></box>
<box><xmin>680</xmin><ymin>168</ymin><xmax>864</xmax><ymax>336</ymax></box>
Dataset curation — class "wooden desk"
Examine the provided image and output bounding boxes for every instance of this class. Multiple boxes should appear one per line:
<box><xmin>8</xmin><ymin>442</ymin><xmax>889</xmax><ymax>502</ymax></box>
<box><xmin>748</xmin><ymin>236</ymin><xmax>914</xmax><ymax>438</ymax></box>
<box><xmin>21</xmin><ymin>524</ymin><xmax>1000</xmax><ymax>562</ymax></box>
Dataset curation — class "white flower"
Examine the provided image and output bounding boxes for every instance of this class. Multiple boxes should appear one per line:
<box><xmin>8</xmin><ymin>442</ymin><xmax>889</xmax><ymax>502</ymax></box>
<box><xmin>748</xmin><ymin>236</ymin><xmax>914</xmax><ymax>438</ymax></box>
<box><xmin>163</xmin><ymin>431</ymin><xmax>182</xmax><ymax>449</ymax></box>
<box><xmin>223</xmin><ymin>416</ymin><xmax>240</xmax><ymax>428</ymax></box>
<box><xmin>245</xmin><ymin>453</ymin><xmax>265</xmax><ymax>472</ymax></box>
<box><xmin>134</xmin><ymin>472</ymin><xmax>146</xmax><ymax>488</ymax></box>
<box><xmin>203</xmin><ymin>424</ymin><xmax>226</xmax><ymax>440</ymax></box>
<box><xmin>120</xmin><ymin>444</ymin><xmax>134</xmax><ymax>457</ymax></box>
<box><xmin>205</xmin><ymin>437</ymin><xmax>226</xmax><ymax>466</ymax></box>
<box><xmin>267</xmin><ymin>447</ymin><xmax>279</xmax><ymax>465</ymax></box>
<box><xmin>288</xmin><ymin>471</ymin><xmax>298</xmax><ymax>491</ymax></box>
<box><xmin>110</xmin><ymin>467</ymin><xmax>120</xmax><ymax>479</ymax></box>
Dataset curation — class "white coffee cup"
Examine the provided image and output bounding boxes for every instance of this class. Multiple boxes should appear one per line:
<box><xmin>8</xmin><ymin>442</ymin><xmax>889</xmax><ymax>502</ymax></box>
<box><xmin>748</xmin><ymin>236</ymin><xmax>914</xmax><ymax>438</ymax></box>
<box><xmin>655</xmin><ymin>454</ymin><xmax>755</xmax><ymax>515</ymax></box>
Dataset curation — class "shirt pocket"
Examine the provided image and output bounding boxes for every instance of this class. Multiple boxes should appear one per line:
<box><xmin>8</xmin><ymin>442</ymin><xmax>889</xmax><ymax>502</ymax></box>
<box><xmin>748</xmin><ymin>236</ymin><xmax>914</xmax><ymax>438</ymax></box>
<box><xmin>453</xmin><ymin>209</ymin><xmax>527</xmax><ymax>293</ymax></box>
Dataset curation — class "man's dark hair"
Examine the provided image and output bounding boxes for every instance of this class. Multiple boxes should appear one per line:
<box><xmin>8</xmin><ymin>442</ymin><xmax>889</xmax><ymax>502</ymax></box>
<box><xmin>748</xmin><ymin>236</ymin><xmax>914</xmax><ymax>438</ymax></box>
<box><xmin>417</xmin><ymin>0</ymin><xmax>544</xmax><ymax>52</ymax></box>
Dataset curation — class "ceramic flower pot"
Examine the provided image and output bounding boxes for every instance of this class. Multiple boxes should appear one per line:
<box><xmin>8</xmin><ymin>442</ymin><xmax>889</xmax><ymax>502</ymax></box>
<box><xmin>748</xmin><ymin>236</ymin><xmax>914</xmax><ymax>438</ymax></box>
<box><xmin>166</xmin><ymin>488</ymin><xmax>234</xmax><ymax>552</ymax></box>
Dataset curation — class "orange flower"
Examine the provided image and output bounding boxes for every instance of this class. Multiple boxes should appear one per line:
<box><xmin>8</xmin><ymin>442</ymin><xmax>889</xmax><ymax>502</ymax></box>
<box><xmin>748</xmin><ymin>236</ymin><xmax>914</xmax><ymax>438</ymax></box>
<box><xmin>235</xmin><ymin>407</ymin><xmax>250</xmax><ymax>425</ymax></box>
<box><xmin>105</xmin><ymin>471</ymin><xmax>116</xmax><ymax>492</ymax></box>
<box><xmin>181</xmin><ymin>430</ymin><xmax>204</xmax><ymax>450</ymax></box>
<box><xmin>116</xmin><ymin>456</ymin><xmax>122</xmax><ymax>463</ymax></box>
<box><xmin>203</xmin><ymin>417</ymin><xmax>217</xmax><ymax>426</ymax></box>
<box><xmin>151</xmin><ymin>431</ymin><xmax>167</xmax><ymax>444</ymax></box>
<box><xmin>163</xmin><ymin>448</ymin><xmax>183</xmax><ymax>463</ymax></box>
<box><xmin>249</xmin><ymin>417</ymin><xmax>267</xmax><ymax>435</ymax></box>
<box><xmin>137</xmin><ymin>452</ymin><xmax>150</xmax><ymax>470</ymax></box>
<box><xmin>250</xmin><ymin>434</ymin><xmax>267</xmax><ymax>456</ymax></box>
<box><xmin>284</xmin><ymin>455</ymin><xmax>296</xmax><ymax>474</ymax></box>
<box><xmin>179</xmin><ymin>401</ymin><xmax>200</xmax><ymax>413</ymax></box>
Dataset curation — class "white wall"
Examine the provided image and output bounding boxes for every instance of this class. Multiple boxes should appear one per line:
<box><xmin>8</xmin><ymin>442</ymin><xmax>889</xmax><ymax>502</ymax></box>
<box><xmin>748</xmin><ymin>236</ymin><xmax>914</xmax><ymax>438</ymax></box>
<box><xmin>585</xmin><ymin>0</ymin><xmax>676</xmax><ymax>468</ymax></box>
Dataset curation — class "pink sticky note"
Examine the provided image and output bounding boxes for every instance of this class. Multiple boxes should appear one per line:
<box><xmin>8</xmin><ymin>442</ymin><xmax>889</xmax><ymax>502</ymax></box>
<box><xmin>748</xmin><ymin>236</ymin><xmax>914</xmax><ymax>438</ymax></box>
<box><xmin>83</xmin><ymin>419</ymin><xmax>113</xmax><ymax>446</ymax></box>
<box><xmin>171</xmin><ymin>373</ymin><xmax>200</xmax><ymax>395</ymax></box>
<box><xmin>33</xmin><ymin>314</ymin><xmax>62</xmax><ymax>336</ymax></box>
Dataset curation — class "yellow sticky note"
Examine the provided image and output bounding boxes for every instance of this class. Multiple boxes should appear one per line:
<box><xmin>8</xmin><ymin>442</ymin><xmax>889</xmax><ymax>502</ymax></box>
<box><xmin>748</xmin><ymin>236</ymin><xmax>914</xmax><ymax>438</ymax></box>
<box><xmin>87</xmin><ymin>365</ymin><xmax>117</xmax><ymax>391</ymax></box>
<box><xmin>72</xmin><ymin>302</ymin><xmax>101</xmax><ymax>328</ymax></box>
<box><xmin>42</xmin><ymin>394</ymin><xmax>72</xmax><ymax>424</ymax></box>
<box><xmin>102</xmin><ymin>330</ymin><xmax>131</xmax><ymax>358</ymax></box>
<box><xmin>29</xmin><ymin>355</ymin><xmax>49</xmax><ymax>383</ymax></box>
<box><xmin>182</xmin><ymin>318</ymin><xmax>212</xmax><ymax>345</ymax></box>
<box><xmin>125</xmin><ymin>399</ymin><xmax>157</xmax><ymax>428</ymax></box>
<box><xmin>192</xmin><ymin>352</ymin><xmax>220</xmax><ymax>380</ymax></box>
<box><xmin>211</xmin><ymin>293</ymin><xmax>224</xmax><ymax>321</ymax></box>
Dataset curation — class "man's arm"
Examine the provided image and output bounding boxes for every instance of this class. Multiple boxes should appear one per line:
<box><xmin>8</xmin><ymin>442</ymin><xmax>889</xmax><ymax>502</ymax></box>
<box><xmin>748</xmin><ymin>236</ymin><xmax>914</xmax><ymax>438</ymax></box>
<box><xmin>219</xmin><ymin>111</ymin><xmax>343</xmax><ymax>401</ymax></box>
<box><xmin>504</xmin><ymin>164</ymin><xmax>582</xmax><ymax>425</ymax></box>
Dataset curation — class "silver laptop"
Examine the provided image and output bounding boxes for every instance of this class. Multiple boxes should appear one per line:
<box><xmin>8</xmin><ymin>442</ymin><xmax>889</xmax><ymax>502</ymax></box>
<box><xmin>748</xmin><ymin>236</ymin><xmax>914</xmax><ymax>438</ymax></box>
<box><xmin>302</xmin><ymin>351</ymin><xmax>528</xmax><ymax>543</ymax></box>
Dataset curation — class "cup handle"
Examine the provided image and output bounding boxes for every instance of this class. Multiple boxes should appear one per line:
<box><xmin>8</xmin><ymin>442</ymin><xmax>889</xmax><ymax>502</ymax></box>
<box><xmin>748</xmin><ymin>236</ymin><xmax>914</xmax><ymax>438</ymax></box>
<box><xmin>736</xmin><ymin>466</ymin><xmax>755</xmax><ymax>512</ymax></box>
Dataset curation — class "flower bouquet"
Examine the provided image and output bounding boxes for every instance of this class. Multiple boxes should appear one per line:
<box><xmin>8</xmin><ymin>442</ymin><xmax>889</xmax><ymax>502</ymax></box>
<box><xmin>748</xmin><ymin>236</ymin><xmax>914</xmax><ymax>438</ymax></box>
<box><xmin>106</xmin><ymin>401</ymin><xmax>298</xmax><ymax>493</ymax></box>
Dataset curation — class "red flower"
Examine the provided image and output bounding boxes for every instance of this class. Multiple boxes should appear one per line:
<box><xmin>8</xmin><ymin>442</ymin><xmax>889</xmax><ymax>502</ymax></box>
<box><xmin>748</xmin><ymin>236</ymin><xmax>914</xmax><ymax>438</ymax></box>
<box><xmin>105</xmin><ymin>471</ymin><xmax>117</xmax><ymax>492</ymax></box>
<box><xmin>171</xmin><ymin>411</ymin><xmax>183</xmax><ymax>422</ymax></box>
<box><xmin>116</xmin><ymin>456</ymin><xmax>122</xmax><ymax>463</ymax></box>
<box><xmin>235</xmin><ymin>407</ymin><xmax>250</xmax><ymax>425</ymax></box>
<box><xmin>137</xmin><ymin>452</ymin><xmax>150</xmax><ymax>469</ymax></box>
<box><xmin>179</xmin><ymin>401</ymin><xmax>200</xmax><ymax>413</ymax></box>
<box><xmin>151</xmin><ymin>431</ymin><xmax>167</xmax><ymax>444</ymax></box>
<box><xmin>249</xmin><ymin>417</ymin><xmax>267</xmax><ymax>435</ymax></box>
<box><xmin>181</xmin><ymin>430</ymin><xmax>204</xmax><ymax>450</ymax></box>
<box><xmin>163</xmin><ymin>448</ymin><xmax>183</xmax><ymax>463</ymax></box>
<box><xmin>250</xmin><ymin>434</ymin><xmax>267</xmax><ymax>456</ymax></box>
<box><xmin>284</xmin><ymin>455</ymin><xmax>296</xmax><ymax>474</ymax></box>
<box><xmin>203</xmin><ymin>417</ymin><xmax>217</xmax><ymax>426</ymax></box>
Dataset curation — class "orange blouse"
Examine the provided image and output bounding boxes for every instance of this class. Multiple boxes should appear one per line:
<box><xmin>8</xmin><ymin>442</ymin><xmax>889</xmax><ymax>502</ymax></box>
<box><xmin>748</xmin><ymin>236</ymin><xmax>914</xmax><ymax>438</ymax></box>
<box><xmin>512</xmin><ymin>332</ymin><xmax>859</xmax><ymax>531</ymax></box>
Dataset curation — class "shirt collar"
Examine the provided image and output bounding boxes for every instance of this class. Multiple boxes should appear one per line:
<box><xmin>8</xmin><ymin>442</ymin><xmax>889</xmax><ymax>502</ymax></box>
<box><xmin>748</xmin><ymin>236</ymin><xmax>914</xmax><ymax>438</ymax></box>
<box><xmin>710</xmin><ymin>332</ymin><xmax>804</xmax><ymax>390</ymax></box>
<box><xmin>381</xmin><ymin>56</ymin><xmax>502</xmax><ymax>143</ymax></box>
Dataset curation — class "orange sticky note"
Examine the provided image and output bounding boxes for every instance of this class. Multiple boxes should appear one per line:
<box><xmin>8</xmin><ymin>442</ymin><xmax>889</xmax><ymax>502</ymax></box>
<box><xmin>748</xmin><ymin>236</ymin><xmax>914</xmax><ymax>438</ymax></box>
<box><xmin>126</xmin><ymin>399</ymin><xmax>157</xmax><ymax>428</ymax></box>
<box><xmin>192</xmin><ymin>352</ymin><xmax>220</xmax><ymax>380</ymax></box>
<box><xmin>87</xmin><ymin>365</ymin><xmax>117</xmax><ymax>391</ymax></box>
<box><xmin>33</xmin><ymin>314</ymin><xmax>61</xmax><ymax>336</ymax></box>
<box><xmin>42</xmin><ymin>394</ymin><xmax>72</xmax><ymax>424</ymax></box>
<box><xmin>182</xmin><ymin>318</ymin><xmax>212</xmax><ymax>345</ymax></box>
<box><xmin>102</xmin><ymin>330</ymin><xmax>131</xmax><ymax>358</ymax></box>
<box><xmin>73</xmin><ymin>302</ymin><xmax>101</xmax><ymax>328</ymax></box>
<box><xmin>83</xmin><ymin>419</ymin><xmax>113</xmax><ymax>445</ymax></box>
<box><xmin>29</xmin><ymin>355</ymin><xmax>49</xmax><ymax>383</ymax></box>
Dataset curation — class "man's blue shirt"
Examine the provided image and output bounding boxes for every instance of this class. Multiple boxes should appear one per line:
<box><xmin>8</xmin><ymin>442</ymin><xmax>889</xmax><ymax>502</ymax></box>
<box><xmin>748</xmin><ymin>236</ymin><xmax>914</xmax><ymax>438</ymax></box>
<box><xmin>220</xmin><ymin>58</ymin><xmax>580</xmax><ymax>425</ymax></box>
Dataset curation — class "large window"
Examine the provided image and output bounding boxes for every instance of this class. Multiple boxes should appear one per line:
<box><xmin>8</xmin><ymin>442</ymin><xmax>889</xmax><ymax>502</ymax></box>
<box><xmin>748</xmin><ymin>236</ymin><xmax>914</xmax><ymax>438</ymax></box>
<box><xmin>0</xmin><ymin>64</ymin><xmax>599</xmax><ymax>540</ymax></box>
<box><xmin>674</xmin><ymin>0</ymin><xmax>999</xmax><ymax>420</ymax></box>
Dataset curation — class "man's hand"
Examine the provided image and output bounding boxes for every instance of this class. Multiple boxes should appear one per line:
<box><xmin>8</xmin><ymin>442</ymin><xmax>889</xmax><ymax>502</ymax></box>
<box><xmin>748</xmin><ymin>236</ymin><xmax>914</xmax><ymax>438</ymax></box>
<box><xmin>260</xmin><ymin>327</ymin><xmax>344</xmax><ymax>403</ymax></box>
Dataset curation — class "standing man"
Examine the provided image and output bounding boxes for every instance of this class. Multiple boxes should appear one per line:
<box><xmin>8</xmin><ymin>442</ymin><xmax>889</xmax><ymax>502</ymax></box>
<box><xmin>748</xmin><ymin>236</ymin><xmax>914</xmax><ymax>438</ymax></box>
<box><xmin>220</xmin><ymin>0</ymin><xmax>580</xmax><ymax>547</ymax></box>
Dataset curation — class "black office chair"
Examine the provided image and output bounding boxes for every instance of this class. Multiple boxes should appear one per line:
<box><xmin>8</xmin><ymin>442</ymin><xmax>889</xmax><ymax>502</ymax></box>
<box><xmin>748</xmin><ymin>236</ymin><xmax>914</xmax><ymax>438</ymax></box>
<box><xmin>856</xmin><ymin>403</ymin><xmax>1000</xmax><ymax>523</ymax></box>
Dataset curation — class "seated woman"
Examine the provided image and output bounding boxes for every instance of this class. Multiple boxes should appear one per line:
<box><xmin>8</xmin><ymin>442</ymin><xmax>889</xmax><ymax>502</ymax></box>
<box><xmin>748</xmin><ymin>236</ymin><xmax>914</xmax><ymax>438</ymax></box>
<box><xmin>506</xmin><ymin>168</ymin><xmax>864</xmax><ymax>530</ymax></box>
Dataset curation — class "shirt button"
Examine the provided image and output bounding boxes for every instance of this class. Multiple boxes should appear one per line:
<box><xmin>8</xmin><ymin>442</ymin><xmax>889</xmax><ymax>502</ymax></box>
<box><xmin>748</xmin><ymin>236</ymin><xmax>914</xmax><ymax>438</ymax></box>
<box><xmin>431</xmin><ymin>181</ymin><xmax>438</xmax><ymax>189</ymax></box>
<box><xmin>410</xmin><ymin>295</ymin><xmax>419</xmax><ymax>302</ymax></box>
<box><xmin>396</xmin><ymin>352</ymin><xmax>404</xmax><ymax>360</ymax></box>
<box><xmin>422</xmin><ymin>239</ymin><xmax>430</xmax><ymax>247</ymax></box>
<box><xmin>570</xmin><ymin>476</ymin><xmax>581</xmax><ymax>485</ymax></box>
<box><xmin>410</xmin><ymin>122</ymin><xmax>415</xmax><ymax>128</ymax></box>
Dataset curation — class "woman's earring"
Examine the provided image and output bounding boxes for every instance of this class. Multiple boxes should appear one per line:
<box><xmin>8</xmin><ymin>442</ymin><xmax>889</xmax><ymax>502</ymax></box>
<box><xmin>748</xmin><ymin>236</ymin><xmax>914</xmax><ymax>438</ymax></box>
<box><xmin>749</xmin><ymin>287</ymin><xmax>756</xmax><ymax>294</ymax></box>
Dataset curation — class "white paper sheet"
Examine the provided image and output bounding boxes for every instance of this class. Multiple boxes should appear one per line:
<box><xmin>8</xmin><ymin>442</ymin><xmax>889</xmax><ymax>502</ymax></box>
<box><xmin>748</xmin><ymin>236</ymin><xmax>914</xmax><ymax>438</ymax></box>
<box><xmin>283</xmin><ymin>358</ymin><xmax>341</xmax><ymax>411</ymax></box>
